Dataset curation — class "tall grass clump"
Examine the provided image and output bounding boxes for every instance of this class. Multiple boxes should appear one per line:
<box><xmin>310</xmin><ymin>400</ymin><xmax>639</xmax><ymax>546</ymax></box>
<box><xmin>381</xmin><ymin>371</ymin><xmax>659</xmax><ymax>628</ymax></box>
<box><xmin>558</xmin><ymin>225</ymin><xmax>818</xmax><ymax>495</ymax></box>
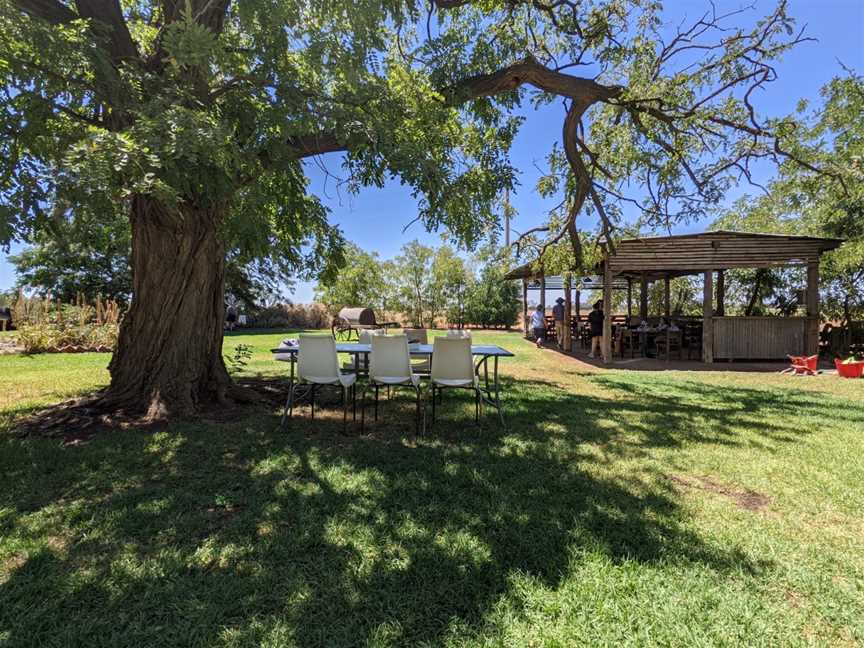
<box><xmin>249</xmin><ymin>303</ymin><xmax>329</xmax><ymax>329</ymax></box>
<box><xmin>13</xmin><ymin>291</ymin><xmax>121</xmax><ymax>353</ymax></box>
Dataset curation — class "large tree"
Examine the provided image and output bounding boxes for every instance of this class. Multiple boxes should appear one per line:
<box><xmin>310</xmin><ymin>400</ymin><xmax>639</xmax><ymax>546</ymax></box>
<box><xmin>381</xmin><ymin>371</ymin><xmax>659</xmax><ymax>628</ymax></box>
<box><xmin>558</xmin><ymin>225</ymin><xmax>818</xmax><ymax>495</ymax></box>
<box><xmin>1</xmin><ymin>0</ymin><xmax>828</xmax><ymax>420</ymax></box>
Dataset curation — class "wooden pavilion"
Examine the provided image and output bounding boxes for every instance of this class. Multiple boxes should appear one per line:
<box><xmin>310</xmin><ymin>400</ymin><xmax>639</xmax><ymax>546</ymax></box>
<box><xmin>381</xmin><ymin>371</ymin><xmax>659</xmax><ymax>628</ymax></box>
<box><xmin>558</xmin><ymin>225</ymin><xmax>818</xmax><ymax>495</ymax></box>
<box><xmin>506</xmin><ymin>231</ymin><xmax>843</xmax><ymax>364</ymax></box>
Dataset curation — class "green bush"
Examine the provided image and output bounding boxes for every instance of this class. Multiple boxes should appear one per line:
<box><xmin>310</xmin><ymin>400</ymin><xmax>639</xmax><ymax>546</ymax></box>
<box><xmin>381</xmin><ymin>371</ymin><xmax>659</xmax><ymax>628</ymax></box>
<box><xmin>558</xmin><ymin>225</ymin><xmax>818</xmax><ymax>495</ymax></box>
<box><xmin>460</xmin><ymin>265</ymin><xmax>520</xmax><ymax>329</ymax></box>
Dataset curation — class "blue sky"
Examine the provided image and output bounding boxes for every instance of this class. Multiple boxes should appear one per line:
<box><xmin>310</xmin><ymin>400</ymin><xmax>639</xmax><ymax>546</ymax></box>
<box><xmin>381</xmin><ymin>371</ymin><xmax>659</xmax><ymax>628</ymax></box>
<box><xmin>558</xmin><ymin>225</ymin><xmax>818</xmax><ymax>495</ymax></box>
<box><xmin>2</xmin><ymin>0</ymin><xmax>862</xmax><ymax>302</ymax></box>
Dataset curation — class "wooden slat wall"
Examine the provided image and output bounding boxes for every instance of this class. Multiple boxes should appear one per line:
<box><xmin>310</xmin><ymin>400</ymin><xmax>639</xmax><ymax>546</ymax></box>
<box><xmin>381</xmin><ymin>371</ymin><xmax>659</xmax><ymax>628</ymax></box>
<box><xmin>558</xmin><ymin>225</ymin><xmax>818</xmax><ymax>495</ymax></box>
<box><xmin>713</xmin><ymin>317</ymin><xmax>807</xmax><ymax>359</ymax></box>
<box><xmin>608</xmin><ymin>234</ymin><xmax>831</xmax><ymax>272</ymax></box>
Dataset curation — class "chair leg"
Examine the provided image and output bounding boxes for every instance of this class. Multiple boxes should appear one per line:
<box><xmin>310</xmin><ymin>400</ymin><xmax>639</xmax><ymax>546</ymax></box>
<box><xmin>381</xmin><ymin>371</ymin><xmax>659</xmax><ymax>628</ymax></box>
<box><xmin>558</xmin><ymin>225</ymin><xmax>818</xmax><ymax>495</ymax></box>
<box><xmin>280</xmin><ymin>382</ymin><xmax>296</xmax><ymax>430</ymax></box>
<box><xmin>352</xmin><ymin>384</ymin><xmax>357</xmax><ymax>421</ymax></box>
<box><xmin>474</xmin><ymin>389</ymin><xmax>479</xmax><ymax>423</ymax></box>
<box><xmin>310</xmin><ymin>384</ymin><xmax>316</xmax><ymax>419</ymax></box>
<box><xmin>360</xmin><ymin>385</ymin><xmax>369</xmax><ymax>431</ymax></box>
<box><xmin>431</xmin><ymin>383</ymin><xmax>436</xmax><ymax>424</ymax></box>
<box><xmin>374</xmin><ymin>385</ymin><xmax>379</xmax><ymax>422</ymax></box>
<box><xmin>415</xmin><ymin>386</ymin><xmax>421</xmax><ymax>435</ymax></box>
<box><xmin>342</xmin><ymin>386</ymin><xmax>348</xmax><ymax>434</ymax></box>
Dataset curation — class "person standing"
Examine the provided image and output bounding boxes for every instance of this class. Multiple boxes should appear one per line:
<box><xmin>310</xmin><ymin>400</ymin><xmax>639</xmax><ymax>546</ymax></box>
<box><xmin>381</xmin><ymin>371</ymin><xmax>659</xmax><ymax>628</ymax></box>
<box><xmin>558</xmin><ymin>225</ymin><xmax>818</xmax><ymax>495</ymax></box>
<box><xmin>552</xmin><ymin>297</ymin><xmax>566</xmax><ymax>350</ymax></box>
<box><xmin>225</xmin><ymin>304</ymin><xmax>237</xmax><ymax>331</ymax></box>
<box><xmin>587</xmin><ymin>300</ymin><xmax>604</xmax><ymax>358</ymax></box>
<box><xmin>530</xmin><ymin>304</ymin><xmax>546</xmax><ymax>349</ymax></box>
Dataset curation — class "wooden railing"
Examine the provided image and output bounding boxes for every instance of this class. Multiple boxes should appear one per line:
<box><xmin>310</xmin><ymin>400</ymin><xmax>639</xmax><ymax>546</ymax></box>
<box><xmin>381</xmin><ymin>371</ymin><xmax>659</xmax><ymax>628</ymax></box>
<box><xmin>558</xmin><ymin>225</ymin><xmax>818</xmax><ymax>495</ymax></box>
<box><xmin>713</xmin><ymin>316</ymin><xmax>809</xmax><ymax>360</ymax></box>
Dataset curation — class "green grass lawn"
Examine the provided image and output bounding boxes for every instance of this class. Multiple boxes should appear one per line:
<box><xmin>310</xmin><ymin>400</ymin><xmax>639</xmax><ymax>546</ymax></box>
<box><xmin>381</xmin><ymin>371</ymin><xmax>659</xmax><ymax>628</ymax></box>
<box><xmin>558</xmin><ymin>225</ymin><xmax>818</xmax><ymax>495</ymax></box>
<box><xmin>1</xmin><ymin>330</ymin><xmax>862</xmax><ymax>647</ymax></box>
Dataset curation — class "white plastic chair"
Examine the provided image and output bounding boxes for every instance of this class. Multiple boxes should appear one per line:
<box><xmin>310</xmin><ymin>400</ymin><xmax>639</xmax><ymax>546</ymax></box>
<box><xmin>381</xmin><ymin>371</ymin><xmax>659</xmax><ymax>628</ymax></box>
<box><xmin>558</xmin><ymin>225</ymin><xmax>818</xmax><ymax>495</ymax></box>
<box><xmin>361</xmin><ymin>334</ymin><xmax>423</xmax><ymax>433</ymax></box>
<box><xmin>282</xmin><ymin>334</ymin><xmax>357</xmax><ymax>432</ymax></box>
<box><xmin>447</xmin><ymin>329</ymin><xmax>471</xmax><ymax>338</ymax></box>
<box><xmin>429</xmin><ymin>336</ymin><xmax>482</xmax><ymax>425</ymax></box>
<box><xmin>403</xmin><ymin>328</ymin><xmax>430</xmax><ymax>374</ymax></box>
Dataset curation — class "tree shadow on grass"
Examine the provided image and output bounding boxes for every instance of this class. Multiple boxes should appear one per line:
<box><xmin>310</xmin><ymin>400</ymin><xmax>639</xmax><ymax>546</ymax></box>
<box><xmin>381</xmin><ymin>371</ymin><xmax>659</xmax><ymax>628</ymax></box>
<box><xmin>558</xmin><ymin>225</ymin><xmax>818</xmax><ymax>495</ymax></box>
<box><xmin>2</xmin><ymin>374</ymin><xmax>848</xmax><ymax>647</ymax></box>
<box><xmin>512</xmin><ymin>372</ymin><xmax>862</xmax><ymax>455</ymax></box>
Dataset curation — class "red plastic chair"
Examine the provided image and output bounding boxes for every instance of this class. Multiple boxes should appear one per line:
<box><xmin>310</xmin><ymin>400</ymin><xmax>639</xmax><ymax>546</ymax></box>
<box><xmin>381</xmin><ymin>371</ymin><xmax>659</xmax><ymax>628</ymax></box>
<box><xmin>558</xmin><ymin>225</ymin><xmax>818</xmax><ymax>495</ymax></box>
<box><xmin>784</xmin><ymin>354</ymin><xmax>818</xmax><ymax>375</ymax></box>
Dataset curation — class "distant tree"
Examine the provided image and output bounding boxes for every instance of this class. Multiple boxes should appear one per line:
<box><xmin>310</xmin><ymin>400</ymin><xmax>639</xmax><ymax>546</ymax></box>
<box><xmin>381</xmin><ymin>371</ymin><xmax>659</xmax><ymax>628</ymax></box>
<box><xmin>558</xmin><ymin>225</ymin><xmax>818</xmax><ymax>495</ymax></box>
<box><xmin>315</xmin><ymin>243</ymin><xmax>388</xmax><ymax>315</ymax></box>
<box><xmin>10</xmin><ymin>205</ymin><xmax>132</xmax><ymax>304</ymax></box>
<box><xmin>463</xmin><ymin>254</ymin><xmax>519</xmax><ymax>328</ymax></box>
<box><xmin>430</xmin><ymin>245</ymin><xmax>472</xmax><ymax>326</ymax></box>
<box><xmin>391</xmin><ymin>241</ymin><xmax>436</xmax><ymax>328</ymax></box>
<box><xmin>646</xmin><ymin>278</ymin><xmax>702</xmax><ymax>318</ymax></box>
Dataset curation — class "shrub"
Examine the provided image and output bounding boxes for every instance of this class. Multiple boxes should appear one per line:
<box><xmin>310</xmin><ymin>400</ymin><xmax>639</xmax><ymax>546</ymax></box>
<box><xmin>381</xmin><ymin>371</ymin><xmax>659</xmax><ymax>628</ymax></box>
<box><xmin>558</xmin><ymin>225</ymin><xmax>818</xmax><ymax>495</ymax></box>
<box><xmin>13</xmin><ymin>292</ymin><xmax>121</xmax><ymax>353</ymax></box>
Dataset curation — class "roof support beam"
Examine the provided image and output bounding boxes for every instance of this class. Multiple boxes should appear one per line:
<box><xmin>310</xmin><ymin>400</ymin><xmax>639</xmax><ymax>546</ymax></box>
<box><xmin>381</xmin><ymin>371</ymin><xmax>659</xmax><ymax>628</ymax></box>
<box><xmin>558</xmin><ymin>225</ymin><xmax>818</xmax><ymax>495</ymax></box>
<box><xmin>716</xmin><ymin>270</ymin><xmax>726</xmax><ymax>316</ymax></box>
<box><xmin>806</xmin><ymin>261</ymin><xmax>820</xmax><ymax>356</ymax></box>
<box><xmin>663</xmin><ymin>276</ymin><xmax>671</xmax><ymax>318</ymax></box>
<box><xmin>640</xmin><ymin>273</ymin><xmax>649</xmax><ymax>320</ymax></box>
<box><xmin>703</xmin><ymin>271</ymin><xmax>714</xmax><ymax>363</ymax></box>
<box><xmin>602</xmin><ymin>263</ymin><xmax>613</xmax><ymax>364</ymax></box>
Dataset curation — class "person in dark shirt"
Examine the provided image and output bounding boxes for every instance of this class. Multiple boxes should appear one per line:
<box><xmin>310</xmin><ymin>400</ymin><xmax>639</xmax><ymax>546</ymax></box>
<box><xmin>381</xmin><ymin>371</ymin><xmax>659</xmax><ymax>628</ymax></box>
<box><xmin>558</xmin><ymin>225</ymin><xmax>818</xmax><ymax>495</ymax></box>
<box><xmin>552</xmin><ymin>297</ymin><xmax>565</xmax><ymax>349</ymax></box>
<box><xmin>587</xmin><ymin>300</ymin><xmax>604</xmax><ymax>358</ymax></box>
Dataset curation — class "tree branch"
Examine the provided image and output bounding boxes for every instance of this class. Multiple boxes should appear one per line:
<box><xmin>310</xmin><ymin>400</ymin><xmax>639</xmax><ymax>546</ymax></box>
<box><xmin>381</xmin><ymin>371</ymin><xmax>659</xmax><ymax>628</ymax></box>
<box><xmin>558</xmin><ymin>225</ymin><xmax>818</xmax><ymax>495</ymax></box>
<box><xmin>11</xmin><ymin>0</ymin><xmax>76</xmax><ymax>24</ymax></box>
<box><xmin>284</xmin><ymin>133</ymin><xmax>346</xmax><ymax>159</ymax></box>
<box><xmin>74</xmin><ymin>0</ymin><xmax>139</xmax><ymax>62</ymax></box>
<box><xmin>443</xmin><ymin>57</ymin><xmax>621</xmax><ymax>105</ymax></box>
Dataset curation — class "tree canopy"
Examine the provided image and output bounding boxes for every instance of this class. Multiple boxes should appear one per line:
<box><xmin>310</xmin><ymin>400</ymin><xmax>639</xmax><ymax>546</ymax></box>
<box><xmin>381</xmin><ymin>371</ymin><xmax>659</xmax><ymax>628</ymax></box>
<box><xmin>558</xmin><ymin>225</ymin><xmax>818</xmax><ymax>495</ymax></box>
<box><xmin>712</xmin><ymin>71</ymin><xmax>863</xmax><ymax>323</ymax></box>
<box><xmin>3</xmin><ymin>0</ymin><xmax>830</xmax><ymax>263</ymax></box>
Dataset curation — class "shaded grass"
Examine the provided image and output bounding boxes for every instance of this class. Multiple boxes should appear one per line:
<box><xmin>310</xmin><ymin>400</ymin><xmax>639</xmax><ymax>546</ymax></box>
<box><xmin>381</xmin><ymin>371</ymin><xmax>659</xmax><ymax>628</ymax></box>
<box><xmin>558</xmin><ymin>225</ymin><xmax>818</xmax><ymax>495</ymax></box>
<box><xmin>0</xmin><ymin>330</ymin><xmax>862</xmax><ymax>647</ymax></box>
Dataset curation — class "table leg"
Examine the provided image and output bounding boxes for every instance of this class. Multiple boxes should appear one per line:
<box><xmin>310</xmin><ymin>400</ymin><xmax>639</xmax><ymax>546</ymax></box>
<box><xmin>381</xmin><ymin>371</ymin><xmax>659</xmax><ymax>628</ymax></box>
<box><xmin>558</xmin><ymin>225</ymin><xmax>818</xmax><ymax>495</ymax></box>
<box><xmin>484</xmin><ymin>357</ymin><xmax>489</xmax><ymax>391</ymax></box>
<box><xmin>493</xmin><ymin>355</ymin><xmax>505</xmax><ymax>427</ymax></box>
<box><xmin>280</xmin><ymin>355</ymin><xmax>297</xmax><ymax>430</ymax></box>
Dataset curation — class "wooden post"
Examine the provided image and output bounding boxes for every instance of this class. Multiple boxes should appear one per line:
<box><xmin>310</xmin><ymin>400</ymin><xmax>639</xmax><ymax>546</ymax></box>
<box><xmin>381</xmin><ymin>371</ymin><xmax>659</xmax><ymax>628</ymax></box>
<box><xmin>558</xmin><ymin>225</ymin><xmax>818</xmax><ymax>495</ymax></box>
<box><xmin>806</xmin><ymin>260</ymin><xmax>820</xmax><ymax>356</ymax></box>
<box><xmin>563</xmin><ymin>274</ymin><xmax>572</xmax><ymax>352</ymax></box>
<box><xmin>574</xmin><ymin>289</ymin><xmax>581</xmax><ymax>319</ymax></box>
<box><xmin>716</xmin><ymin>270</ymin><xmax>726</xmax><ymax>317</ymax></box>
<box><xmin>539</xmin><ymin>274</ymin><xmax>546</xmax><ymax>316</ymax></box>
<box><xmin>602</xmin><ymin>262</ymin><xmax>613</xmax><ymax>363</ymax></box>
<box><xmin>663</xmin><ymin>275</ymin><xmax>671</xmax><ymax>317</ymax></box>
<box><xmin>639</xmin><ymin>272</ymin><xmax>649</xmax><ymax>320</ymax></box>
<box><xmin>702</xmin><ymin>270</ymin><xmax>714</xmax><ymax>363</ymax></box>
<box><xmin>626</xmin><ymin>278</ymin><xmax>632</xmax><ymax>319</ymax></box>
<box><xmin>522</xmin><ymin>278</ymin><xmax>529</xmax><ymax>337</ymax></box>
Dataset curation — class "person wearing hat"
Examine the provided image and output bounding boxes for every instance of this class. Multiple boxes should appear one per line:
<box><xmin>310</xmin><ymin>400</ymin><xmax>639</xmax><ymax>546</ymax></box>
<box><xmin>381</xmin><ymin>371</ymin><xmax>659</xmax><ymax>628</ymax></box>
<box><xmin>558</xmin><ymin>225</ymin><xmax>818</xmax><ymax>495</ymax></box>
<box><xmin>552</xmin><ymin>297</ymin><xmax>566</xmax><ymax>350</ymax></box>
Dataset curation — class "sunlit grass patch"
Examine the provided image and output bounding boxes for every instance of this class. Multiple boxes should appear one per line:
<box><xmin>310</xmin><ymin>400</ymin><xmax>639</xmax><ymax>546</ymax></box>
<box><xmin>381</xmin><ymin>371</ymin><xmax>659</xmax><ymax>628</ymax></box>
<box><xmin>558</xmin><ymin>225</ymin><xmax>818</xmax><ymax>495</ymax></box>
<box><xmin>0</xmin><ymin>330</ymin><xmax>862</xmax><ymax>646</ymax></box>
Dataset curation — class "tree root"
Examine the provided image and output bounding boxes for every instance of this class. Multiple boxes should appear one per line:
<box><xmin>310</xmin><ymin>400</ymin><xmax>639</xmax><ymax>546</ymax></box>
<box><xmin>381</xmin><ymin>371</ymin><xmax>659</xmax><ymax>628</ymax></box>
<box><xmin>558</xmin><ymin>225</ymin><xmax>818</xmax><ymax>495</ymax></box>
<box><xmin>14</xmin><ymin>378</ymin><xmax>280</xmax><ymax>441</ymax></box>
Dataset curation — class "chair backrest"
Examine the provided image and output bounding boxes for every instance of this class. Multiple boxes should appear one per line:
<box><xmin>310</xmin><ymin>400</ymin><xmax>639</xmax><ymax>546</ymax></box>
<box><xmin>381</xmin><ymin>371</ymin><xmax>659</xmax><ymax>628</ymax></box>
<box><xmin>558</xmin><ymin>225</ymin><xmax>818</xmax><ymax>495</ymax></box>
<box><xmin>357</xmin><ymin>328</ymin><xmax>388</xmax><ymax>344</ymax></box>
<box><xmin>431</xmin><ymin>336</ymin><xmax>474</xmax><ymax>382</ymax></box>
<box><xmin>298</xmin><ymin>334</ymin><xmax>340</xmax><ymax>380</ymax></box>
<box><xmin>403</xmin><ymin>328</ymin><xmax>428</xmax><ymax>344</ymax></box>
<box><xmin>446</xmin><ymin>329</ymin><xmax>471</xmax><ymax>339</ymax></box>
<box><xmin>370</xmin><ymin>334</ymin><xmax>412</xmax><ymax>380</ymax></box>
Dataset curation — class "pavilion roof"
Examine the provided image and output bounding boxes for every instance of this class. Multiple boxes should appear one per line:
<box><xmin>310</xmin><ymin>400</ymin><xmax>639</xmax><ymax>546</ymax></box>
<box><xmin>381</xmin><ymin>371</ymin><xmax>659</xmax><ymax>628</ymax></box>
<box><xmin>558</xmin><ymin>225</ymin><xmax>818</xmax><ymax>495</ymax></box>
<box><xmin>504</xmin><ymin>230</ymin><xmax>844</xmax><ymax>281</ymax></box>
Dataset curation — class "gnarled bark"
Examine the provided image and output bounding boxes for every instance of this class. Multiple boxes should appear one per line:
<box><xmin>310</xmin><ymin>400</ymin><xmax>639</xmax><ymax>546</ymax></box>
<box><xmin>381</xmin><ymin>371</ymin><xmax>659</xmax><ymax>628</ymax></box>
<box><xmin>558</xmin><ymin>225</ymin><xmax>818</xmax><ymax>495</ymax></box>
<box><xmin>103</xmin><ymin>195</ymin><xmax>232</xmax><ymax>420</ymax></box>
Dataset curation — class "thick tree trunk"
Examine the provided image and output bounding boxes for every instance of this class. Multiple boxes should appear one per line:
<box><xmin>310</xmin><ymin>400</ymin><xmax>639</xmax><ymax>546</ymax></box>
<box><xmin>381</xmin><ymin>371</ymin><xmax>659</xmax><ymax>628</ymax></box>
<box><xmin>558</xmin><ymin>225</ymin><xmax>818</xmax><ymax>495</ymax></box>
<box><xmin>104</xmin><ymin>195</ymin><xmax>232</xmax><ymax>420</ymax></box>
